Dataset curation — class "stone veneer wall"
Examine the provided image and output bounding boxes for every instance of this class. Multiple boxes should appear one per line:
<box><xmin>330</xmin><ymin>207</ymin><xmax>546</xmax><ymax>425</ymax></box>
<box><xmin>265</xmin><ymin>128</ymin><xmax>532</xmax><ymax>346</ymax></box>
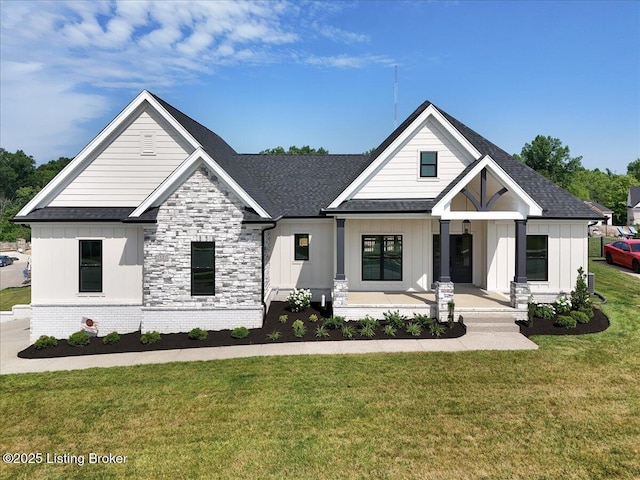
<box><xmin>142</xmin><ymin>166</ymin><xmax>263</xmax><ymax>331</ymax></box>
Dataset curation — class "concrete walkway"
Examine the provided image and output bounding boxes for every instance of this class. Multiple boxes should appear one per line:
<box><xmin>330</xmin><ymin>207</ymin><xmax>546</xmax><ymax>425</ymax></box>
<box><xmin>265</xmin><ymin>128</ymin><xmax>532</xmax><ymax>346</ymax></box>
<box><xmin>0</xmin><ymin>318</ymin><xmax>538</xmax><ymax>375</ymax></box>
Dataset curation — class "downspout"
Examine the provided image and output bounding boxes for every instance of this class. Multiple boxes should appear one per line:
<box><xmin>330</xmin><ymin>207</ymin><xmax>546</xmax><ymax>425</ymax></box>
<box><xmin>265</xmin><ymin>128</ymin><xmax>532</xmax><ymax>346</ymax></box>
<box><xmin>261</xmin><ymin>221</ymin><xmax>278</xmax><ymax>323</ymax></box>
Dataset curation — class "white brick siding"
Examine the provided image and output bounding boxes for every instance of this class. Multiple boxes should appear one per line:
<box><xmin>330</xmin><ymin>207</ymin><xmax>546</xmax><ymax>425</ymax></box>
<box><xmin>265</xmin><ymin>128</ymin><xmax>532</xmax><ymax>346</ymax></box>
<box><xmin>142</xmin><ymin>307</ymin><xmax>263</xmax><ymax>334</ymax></box>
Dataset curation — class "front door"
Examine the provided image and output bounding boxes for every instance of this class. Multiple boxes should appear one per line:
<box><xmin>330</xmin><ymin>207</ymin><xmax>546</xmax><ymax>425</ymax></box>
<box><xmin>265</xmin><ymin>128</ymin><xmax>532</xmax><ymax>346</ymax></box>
<box><xmin>433</xmin><ymin>234</ymin><xmax>473</xmax><ymax>284</ymax></box>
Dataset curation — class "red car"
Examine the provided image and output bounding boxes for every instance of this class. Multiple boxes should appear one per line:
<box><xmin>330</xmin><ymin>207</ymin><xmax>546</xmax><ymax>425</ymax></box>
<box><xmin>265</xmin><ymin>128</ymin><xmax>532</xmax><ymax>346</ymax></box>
<box><xmin>604</xmin><ymin>239</ymin><xmax>640</xmax><ymax>273</ymax></box>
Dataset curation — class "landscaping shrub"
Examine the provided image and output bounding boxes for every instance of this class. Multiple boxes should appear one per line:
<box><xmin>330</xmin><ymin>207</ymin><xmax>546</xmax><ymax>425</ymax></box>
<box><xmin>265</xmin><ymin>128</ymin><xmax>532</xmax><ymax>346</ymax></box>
<box><xmin>278</xmin><ymin>314</ymin><xmax>288</xmax><ymax>324</ymax></box>
<box><xmin>412</xmin><ymin>313</ymin><xmax>433</xmax><ymax>328</ymax></box>
<box><xmin>579</xmin><ymin>306</ymin><xmax>595</xmax><ymax>319</ymax></box>
<box><xmin>230</xmin><ymin>327</ymin><xmax>250</xmax><ymax>339</ymax></box>
<box><xmin>383</xmin><ymin>310</ymin><xmax>406</xmax><ymax>329</ymax></box>
<box><xmin>266</xmin><ymin>330</ymin><xmax>281</xmax><ymax>341</ymax></box>
<box><xmin>406</xmin><ymin>322</ymin><xmax>422</xmax><ymax>337</ymax></box>
<box><xmin>383</xmin><ymin>325</ymin><xmax>397</xmax><ymax>337</ymax></box>
<box><xmin>34</xmin><ymin>335</ymin><xmax>57</xmax><ymax>350</ymax></box>
<box><xmin>358</xmin><ymin>315</ymin><xmax>378</xmax><ymax>329</ymax></box>
<box><xmin>102</xmin><ymin>332</ymin><xmax>120</xmax><ymax>345</ymax></box>
<box><xmin>554</xmin><ymin>296</ymin><xmax>572</xmax><ymax>315</ymax></box>
<box><xmin>68</xmin><ymin>330</ymin><xmax>91</xmax><ymax>347</ymax></box>
<box><xmin>570</xmin><ymin>310</ymin><xmax>590</xmax><ymax>324</ymax></box>
<box><xmin>359</xmin><ymin>324</ymin><xmax>376</xmax><ymax>338</ymax></box>
<box><xmin>527</xmin><ymin>299</ymin><xmax>536</xmax><ymax>327</ymax></box>
<box><xmin>308</xmin><ymin>313</ymin><xmax>319</xmax><ymax>323</ymax></box>
<box><xmin>188</xmin><ymin>328</ymin><xmax>208</xmax><ymax>340</ymax></box>
<box><xmin>429</xmin><ymin>322</ymin><xmax>446</xmax><ymax>337</ymax></box>
<box><xmin>534</xmin><ymin>304</ymin><xmax>555</xmax><ymax>320</ymax></box>
<box><xmin>341</xmin><ymin>325</ymin><xmax>355</xmax><ymax>339</ymax></box>
<box><xmin>447</xmin><ymin>301</ymin><xmax>455</xmax><ymax>327</ymax></box>
<box><xmin>570</xmin><ymin>266</ymin><xmax>591</xmax><ymax>311</ymax></box>
<box><xmin>315</xmin><ymin>325</ymin><xmax>330</xmax><ymax>338</ymax></box>
<box><xmin>323</xmin><ymin>316</ymin><xmax>345</xmax><ymax>330</ymax></box>
<box><xmin>555</xmin><ymin>315</ymin><xmax>577</xmax><ymax>329</ymax></box>
<box><xmin>292</xmin><ymin>319</ymin><xmax>306</xmax><ymax>338</ymax></box>
<box><xmin>140</xmin><ymin>331</ymin><xmax>161</xmax><ymax>344</ymax></box>
<box><xmin>287</xmin><ymin>288</ymin><xmax>312</xmax><ymax>312</ymax></box>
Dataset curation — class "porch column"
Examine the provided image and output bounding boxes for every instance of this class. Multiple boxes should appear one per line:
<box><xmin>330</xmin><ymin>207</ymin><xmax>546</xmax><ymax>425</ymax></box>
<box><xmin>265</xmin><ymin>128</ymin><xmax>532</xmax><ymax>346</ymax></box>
<box><xmin>514</xmin><ymin>219</ymin><xmax>527</xmax><ymax>283</ymax></box>
<box><xmin>511</xmin><ymin>219</ymin><xmax>530</xmax><ymax>310</ymax></box>
<box><xmin>436</xmin><ymin>219</ymin><xmax>454</xmax><ymax>322</ymax></box>
<box><xmin>439</xmin><ymin>219</ymin><xmax>450</xmax><ymax>282</ymax></box>
<box><xmin>335</xmin><ymin>218</ymin><xmax>345</xmax><ymax>280</ymax></box>
<box><xmin>333</xmin><ymin>218</ymin><xmax>348</xmax><ymax>307</ymax></box>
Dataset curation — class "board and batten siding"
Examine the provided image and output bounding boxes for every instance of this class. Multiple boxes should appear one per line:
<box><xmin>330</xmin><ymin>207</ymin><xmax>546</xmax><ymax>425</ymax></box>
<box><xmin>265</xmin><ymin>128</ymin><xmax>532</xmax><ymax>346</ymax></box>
<box><xmin>50</xmin><ymin>104</ymin><xmax>193</xmax><ymax>207</ymax></box>
<box><xmin>267</xmin><ymin>220</ymin><xmax>334</xmax><ymax>292</ymax></box>
<box><xmin>353</xmin><ymin>118</ymin><xmax>476</xmax><ymax>199</ymax></box>
<box><xmin>486</xmin><ymin>220</ymin><xmax>589</xmax><ymax>294</ymax></box>
<box><xmin>30</xmin><ymin>224</ymin><xmax>143</xmax><ymax>304</ymax></box>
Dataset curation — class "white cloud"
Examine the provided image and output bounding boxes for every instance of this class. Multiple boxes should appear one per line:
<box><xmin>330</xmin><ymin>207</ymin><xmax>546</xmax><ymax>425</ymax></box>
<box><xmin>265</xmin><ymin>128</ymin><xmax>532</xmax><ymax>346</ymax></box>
<box><xmin>0</xmin><ymin>0</ymin><xmax>393</xmax><ymax>162</ymax></box>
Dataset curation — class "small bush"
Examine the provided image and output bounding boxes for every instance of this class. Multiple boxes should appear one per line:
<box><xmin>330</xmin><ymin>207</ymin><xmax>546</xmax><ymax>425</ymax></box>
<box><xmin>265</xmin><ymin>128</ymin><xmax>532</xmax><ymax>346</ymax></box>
<box><xmin>413</xmin><ymin>313</ymin><xmax>433</xmax><ymax>328</ymax></box>
<box><xmin>534</xmin><ymin>304</ymin><xmax>555</xmax><ymax>320</ymax></box>
<box><xmin>308</xmin><ymin>313</ymin><xmax>319</xmax><ymax>323</ymax></box>
<box><xmin>383</xmin><ymin>325</ymin><xmax>397</xmax><ymax>337</ymax></box>
<box><xmin>292</xmin><ymin>319</ymin><xmax>307</xmax><ymax>338</ymax></box>
<box><xmin>358</xmin><ymin>315</ymin><xmax>378</xmax><ymax>329</ymax></box>
<box><xmin>554</xmin><ymin>296</ymin><xmax>572</xmax><ymax>315</ymax></box>
<box><xmin>383</xmin><ymin>310</ymin><xmax>406</xmax><ymax>329</ymax></box>
<box><xmin>188</xmin><ymin>327</ymin><xmax>208</xmax><ymax>340</ymax></box>
<box><xmin>359</xmin><ymin>324</ymin><xmax>376</xmax><ymax>338</ymax></box>
<box><xmin>579</xmin><ymin>306</ymin><xmax>595</xmax><ymax>319</ymax></box>
<box><xmin>527</xmin><ymin>299</ymin><xmax>536</xmax><ymax>327</ymax></box>
<box><xmin>34</xmin><ymin>335</ymin><xmax>57</xmax><ymax>350</ymax></box>
<box><xmin>231</xmin><ymin>327</ymin><xmax>250</xmax><ymax>339</ymax></box>
<box><xmin>555</xmin><ymin>315</ymin><xmax>577</xmax><ymax>329</ymax></box>
<box><xmin>429</xmin><ymin>322</ymin><xmax>446</xmax><ymax>337</ymax></box>
<box><xmin>140</xmin><ymin>331</ymin><xmax>161</xmax><ymax>344</ymax></box>
<box><xmin>406</xmin><ymin>322</ymin><xmax>422</xmax><ymax>337</ymax></box>
<box><xmin>287</xmin><ymin>288</ymin><xmax>312</xmax><ymax>312</ymax></box>
<box><xmin>102</xmin><ymin>332</ymin><xmax>120</xmax><ymax>345</ymax></box>
<box><xmin>68</xmin><ymin>330</ymin><xmax>91</xmax><ymax>347</ymax></box>
<box><xmin>324</xmin><ymin>316</ymin><xmax>345</xmax><ymax>330</ymax></box>
<box><xmin>570</xmin><ymin>310</ymin><xmax>590</xmax><ymax>324</ymax></box>
<box><xmin>315</xmin><ymin>325</ymin><xmax>330</xmax><ymax>338</ymax></box>
<box><xmin>266</xmin><ymin>330</ymin><xmax>281</xmax><ymax>341</ymax></box>
<box><xmin>341</xmin><ymin>325</ymin><xmax>355</xmax><ymax>339</ymax></box>
<box><xmin>570</xmin><ymin>266</ymin><xmax>591</xmax><ymax>311</ymax></box>
<box><xmin>278</xmin><ymin>314</ymin><xmax>288</xmax><ymax>324</ymax></box>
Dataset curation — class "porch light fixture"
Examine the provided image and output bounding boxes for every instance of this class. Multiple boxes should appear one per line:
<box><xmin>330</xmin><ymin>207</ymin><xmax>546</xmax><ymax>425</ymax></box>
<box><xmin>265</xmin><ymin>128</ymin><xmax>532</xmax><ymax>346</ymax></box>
<box><xmin>463</xmin><ymin>219</ymin><xmax>471</xmax><ymax>235</ymax></box>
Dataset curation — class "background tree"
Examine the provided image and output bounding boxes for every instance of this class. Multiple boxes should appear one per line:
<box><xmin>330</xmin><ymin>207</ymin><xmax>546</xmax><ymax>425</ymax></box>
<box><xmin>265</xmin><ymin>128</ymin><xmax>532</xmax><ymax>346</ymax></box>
<box><xmin>259</xmin><ymin>145</ymin><xmax>328</xmax><ymax>155</ymax></box>
<box><xmin>514</xmin><ymin>135</ymin><xmax>583</xmax><ymax>189</ymax></box>
<box><xmin>627</xmin><ymin>158</ymin><xmax>640</xmax><ymax>182</ymax></box>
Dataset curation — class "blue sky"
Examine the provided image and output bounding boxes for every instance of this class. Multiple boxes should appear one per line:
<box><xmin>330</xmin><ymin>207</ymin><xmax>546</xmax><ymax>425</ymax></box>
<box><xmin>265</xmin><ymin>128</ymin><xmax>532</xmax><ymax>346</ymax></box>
<box><xmin>1</xmin><ymin>0</ymin><xmax>638</xmax><ymax>173</ymax></box>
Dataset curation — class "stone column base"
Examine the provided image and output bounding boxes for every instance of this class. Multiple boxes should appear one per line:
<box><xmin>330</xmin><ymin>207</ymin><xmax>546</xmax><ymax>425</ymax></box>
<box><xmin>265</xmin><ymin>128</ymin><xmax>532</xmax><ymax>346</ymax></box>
<box><xmin>332</xmin><ymin>278</ymin><xmax>349</xmax><ymax>307</ymax></box>
<box><xmin>510</xmin><ymin>281</ymin><xmax>531</xmax><ymax>310</ymax></box>
<box><xmin>435</xmin><ymin>281</ymin><xmax>455</xmax><ymax>322</ymax></box>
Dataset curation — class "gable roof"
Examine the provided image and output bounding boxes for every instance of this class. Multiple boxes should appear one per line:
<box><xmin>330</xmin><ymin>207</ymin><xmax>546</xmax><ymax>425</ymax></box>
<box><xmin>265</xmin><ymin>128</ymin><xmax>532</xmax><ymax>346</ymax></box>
<box><xmin>584</xmin><ymin>200</ymin><xmax>613</xmax><ymax>215</ymax></box>
<box><xmin>629</xmin><ymin>186</ymin><xmax>640</xmax><ymax>207</ymax></box>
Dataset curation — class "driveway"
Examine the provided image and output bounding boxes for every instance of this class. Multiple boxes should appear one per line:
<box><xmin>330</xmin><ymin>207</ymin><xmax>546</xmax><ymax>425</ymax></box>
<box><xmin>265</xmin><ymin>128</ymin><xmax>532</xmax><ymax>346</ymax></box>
<box><xmin>0</xmin><ymin>251</ymin><xmax>30</xmax><ymax>289</ymax></box>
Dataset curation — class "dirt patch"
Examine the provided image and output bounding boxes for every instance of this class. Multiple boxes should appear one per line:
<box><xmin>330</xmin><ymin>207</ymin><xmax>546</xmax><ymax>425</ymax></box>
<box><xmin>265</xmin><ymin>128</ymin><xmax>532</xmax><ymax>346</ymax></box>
<box><xmin>517</xmin><ymin>308</ymin><xmax>609</xmax><ymax>337</ymax></box>
<box><xmin>19</xmin><ymin>302</ymin><xmax>465</xmax><ymax>359</ymax></box>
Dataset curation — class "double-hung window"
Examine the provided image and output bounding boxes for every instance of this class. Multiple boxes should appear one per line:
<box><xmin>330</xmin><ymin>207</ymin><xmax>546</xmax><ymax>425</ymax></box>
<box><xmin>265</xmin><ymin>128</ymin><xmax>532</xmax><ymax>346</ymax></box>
<box><xmin>79</xmin><ymin>240</ymin><xmax>102</xmax><ymax>292</ymax></box>
<box><xmin>362</xmin><ymin>235</ymin><xmax>402</xmax><ymax>281</ymax></box>
<box><xmin>526</xmin><ymin>235</ymin><xmax>548</xmax><ymax>281</ymax></box>
<box><xmin>420</xmin><ymin>152</ymin><xmax>438</xmax><ymax>178</ymax></box>
<box><xmin>191</xmin><ymin>242</ymin><xmax>215</xmax><ymax>295</ymax></box>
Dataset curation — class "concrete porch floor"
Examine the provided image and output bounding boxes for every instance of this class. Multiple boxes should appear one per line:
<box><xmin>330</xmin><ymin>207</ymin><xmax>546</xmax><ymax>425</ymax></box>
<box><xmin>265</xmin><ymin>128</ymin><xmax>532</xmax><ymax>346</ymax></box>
<box><xmin>347</xmin><ymin>285</ymin><xmax>511</xmax><ymax>309</ymax></box>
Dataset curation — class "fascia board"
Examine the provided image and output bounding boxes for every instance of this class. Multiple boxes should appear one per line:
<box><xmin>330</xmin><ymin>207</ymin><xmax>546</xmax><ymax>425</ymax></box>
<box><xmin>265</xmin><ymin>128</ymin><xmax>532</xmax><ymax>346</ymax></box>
<box><xmin>16</xmin><ymin>90</ymin><xmax>201</xmax><ymax>217</ymax></box>
<box><xmin>327</xmin><ymin>104</ymin><xmax>482</xmax><ymax>209</ymax></box>
<box><xmin>130</xmin><ymin>149</ymin><xmax>270</xmax><ymax>219</ymax></box>
<box><xmin>432</xmin><ymin>155</ymin><xmax>543</xmax><ymax>217</ymax></box>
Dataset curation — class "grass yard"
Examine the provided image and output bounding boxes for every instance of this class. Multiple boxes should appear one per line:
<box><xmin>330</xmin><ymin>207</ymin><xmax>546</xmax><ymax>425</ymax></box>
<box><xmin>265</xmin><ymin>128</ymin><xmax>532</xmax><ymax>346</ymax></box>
<box><xmin>1</xmin><ymin>260</ymin><xmax>639</xmax><ymax>479</ymax></box>
<box><xmin>0</xmin><ymin>286</ymin><xmax>30</xmax><ymax>311</ymax></box>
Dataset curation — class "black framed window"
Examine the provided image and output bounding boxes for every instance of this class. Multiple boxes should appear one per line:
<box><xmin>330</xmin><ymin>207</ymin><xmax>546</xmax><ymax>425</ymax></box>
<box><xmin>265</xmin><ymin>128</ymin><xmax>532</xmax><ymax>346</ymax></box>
<box><xmin>420</xmin><ymin>151</ymin><xmax>438</xmax><ymax>178</ymax></box>
<box><xmin>526</xmin><ymin>235</ymin><xmax>548</xmax><ymax>281</ymax></box>
<box><xmin>362</xmin><ymin>235</ymin><xmax>402</xmax><ymax>281</ymax></box>
<box><xmin>191</xmin><ymin>242</ymin><xmax>215</xmax><ymax>296</ymax></box>
<box><xmin>79</xmin><ymin>240</ymin><xmax>102</xmax><ymax>292</ymax></box>
<box><xmin>294</xmin><ymin>234</ymin><xmax>309</xmax><ymax>261</ymax></box>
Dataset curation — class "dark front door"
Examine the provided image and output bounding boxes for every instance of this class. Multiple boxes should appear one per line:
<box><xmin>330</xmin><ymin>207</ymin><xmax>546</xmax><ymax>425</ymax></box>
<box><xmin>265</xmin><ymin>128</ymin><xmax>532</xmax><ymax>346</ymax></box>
<box><xmin>433</xmin><ymin>234</ymin><xmax>473</xmax><ymax>284</ymax></box>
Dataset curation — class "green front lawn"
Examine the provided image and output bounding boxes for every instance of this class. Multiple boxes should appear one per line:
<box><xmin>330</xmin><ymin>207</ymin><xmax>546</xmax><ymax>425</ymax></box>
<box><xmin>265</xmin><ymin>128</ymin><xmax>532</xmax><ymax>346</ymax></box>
<box><xmin>1</xmin><ymin>261</ymin><xmax>639</xmax><ymax>479</ymax></box>
<box><xmin>0</xmin><ymin>286</ymin><xmax>30</xmax><ymax>311</ymax></box>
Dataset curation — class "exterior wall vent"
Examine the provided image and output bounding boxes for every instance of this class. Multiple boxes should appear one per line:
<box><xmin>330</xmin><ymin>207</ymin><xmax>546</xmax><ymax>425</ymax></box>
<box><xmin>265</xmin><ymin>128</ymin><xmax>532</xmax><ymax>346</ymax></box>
<box><xmin>141</xmin><ymin>132</ymin><xmax>155</xmax><ymax>155</ymax></box>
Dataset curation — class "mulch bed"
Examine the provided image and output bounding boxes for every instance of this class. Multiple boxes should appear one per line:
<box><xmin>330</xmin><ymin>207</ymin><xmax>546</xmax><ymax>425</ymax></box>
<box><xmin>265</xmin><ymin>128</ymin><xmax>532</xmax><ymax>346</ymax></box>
<box><xmin>18</xmin><ymin>301</ymin><xmax>465</xmax><ymax>359</ymax></box>
<box><xmin>517</xmin><ymin>308</ymin><xmax>609</xmax><ymax>337</ymax></box>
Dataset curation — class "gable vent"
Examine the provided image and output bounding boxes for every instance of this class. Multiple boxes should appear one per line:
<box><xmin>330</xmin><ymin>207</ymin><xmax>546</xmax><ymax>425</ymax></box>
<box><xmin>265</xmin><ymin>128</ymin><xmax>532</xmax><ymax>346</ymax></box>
<box><xmin>141</xmin><ymin>132</ymin><xmax>155</xmax><ymax>155</ymax></box>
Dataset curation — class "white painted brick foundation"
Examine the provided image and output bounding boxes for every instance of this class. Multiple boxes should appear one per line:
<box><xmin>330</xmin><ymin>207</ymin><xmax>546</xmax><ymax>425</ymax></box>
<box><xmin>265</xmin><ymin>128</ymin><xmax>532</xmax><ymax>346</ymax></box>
<box><xmin>30</xmin><ymin>305</ymin><xmax>142</xmax><ymax>342</ymax></box>
<box><xmin>141</xmin><ymin>307</ymin><xmax>263</xmax><ymax>334</ymax></box>
<box><xmin>333</xmin><ymin>305</ymin><xmax>436</xmax><ymax>322</ymax></box>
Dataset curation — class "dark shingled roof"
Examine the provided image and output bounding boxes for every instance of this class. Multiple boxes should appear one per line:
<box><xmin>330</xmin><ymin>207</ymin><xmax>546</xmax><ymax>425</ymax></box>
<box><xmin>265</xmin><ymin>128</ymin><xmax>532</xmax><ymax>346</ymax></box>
<box><xmin>13</xmin><ymin>207</ymin><xmax>143</xmax><ymax>223</ymax></box>
<box><xmin>325</xmin><ymin>199</ymin><xmax>435</xmax><ymax>213</ymax></box>
<box><xmin>629</xmin><ymin>186</ymin><xmax>640</xmax><ymax>207</ymax></box>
